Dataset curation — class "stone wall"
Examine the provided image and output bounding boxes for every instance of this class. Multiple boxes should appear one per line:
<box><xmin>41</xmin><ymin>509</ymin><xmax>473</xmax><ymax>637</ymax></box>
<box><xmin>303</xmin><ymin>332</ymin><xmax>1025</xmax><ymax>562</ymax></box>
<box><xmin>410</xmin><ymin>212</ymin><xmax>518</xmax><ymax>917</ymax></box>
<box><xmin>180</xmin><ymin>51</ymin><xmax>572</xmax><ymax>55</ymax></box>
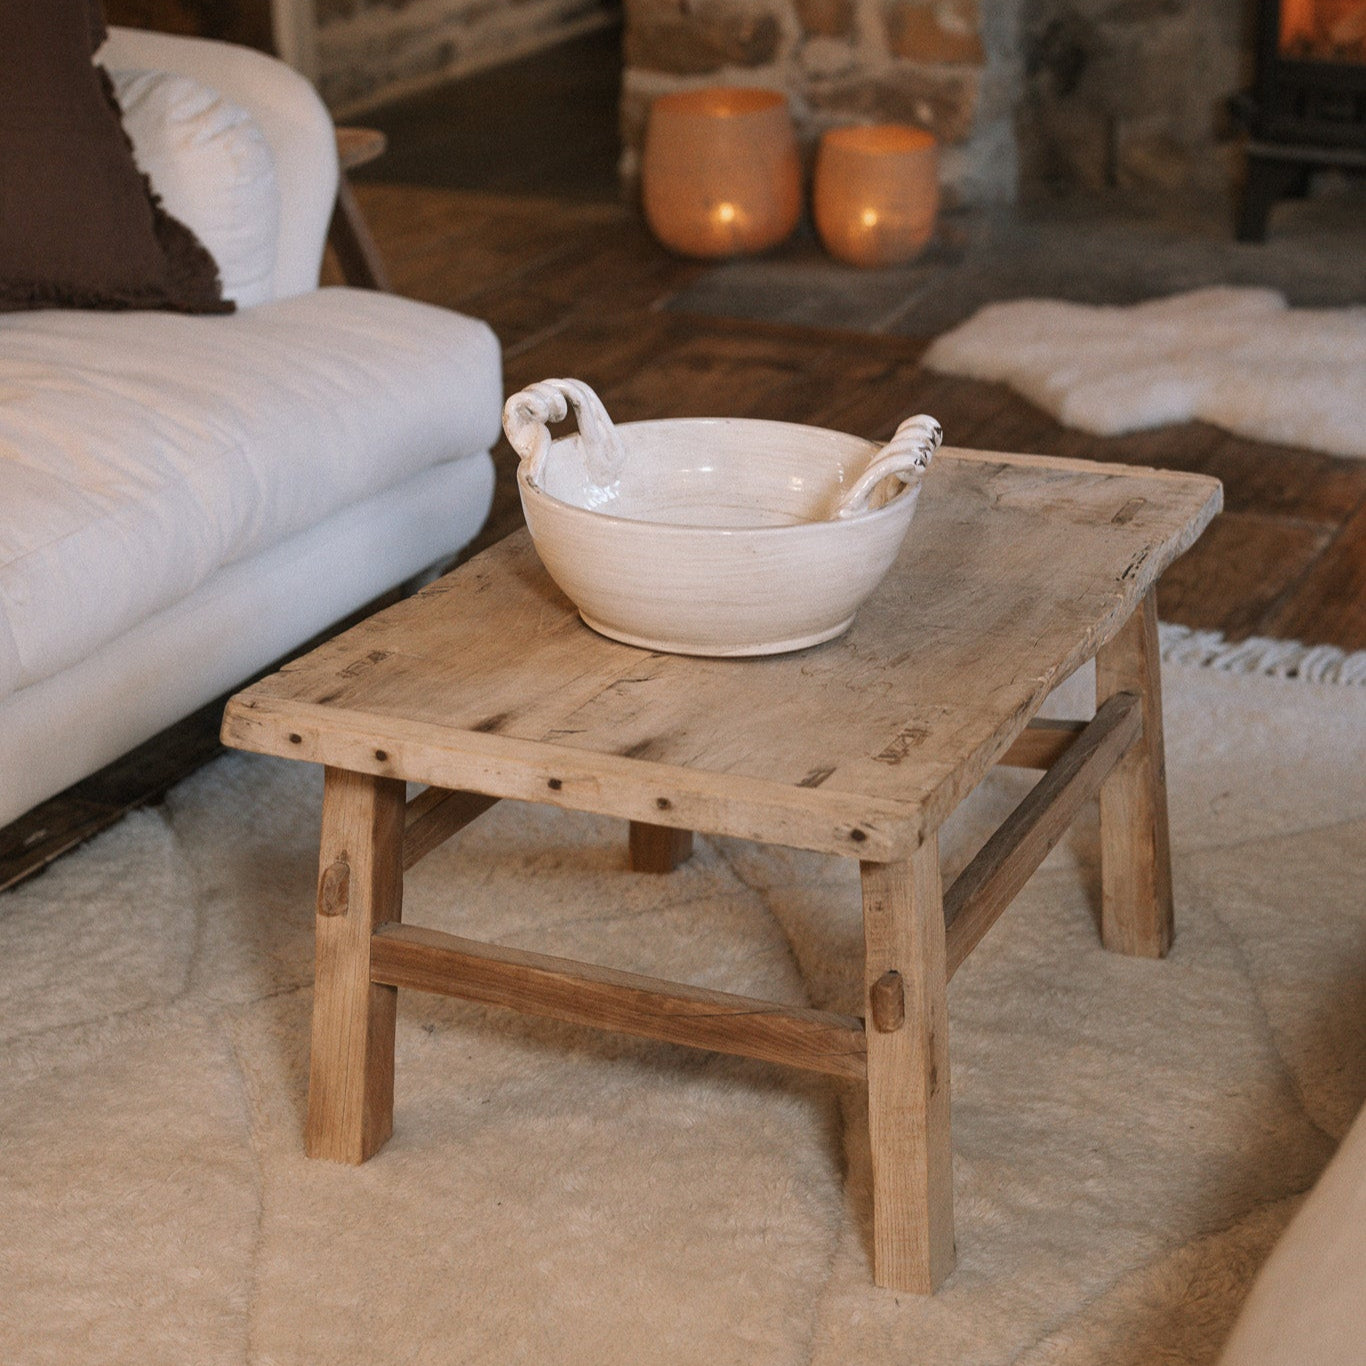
<box><xmin>1018</xmin><ymin>0</ymin><xmax>1252</xmax><ymax>196</ymax></box>
<box><xmin>303</xmin><ymin>0</ymin><xmax>1254</xmax><ymax>198</ymax></box>
<box><xmin>314</xmin><ymin>0</ymin><xmax>619</xmax><ymax>112</ymax></box>
<box><xmin>622</xmin><ymin>0</ymin><xmax>1024</xmax><ymax>205</ymax></box>
<box><xmin>621</xmin><ymin>0</ymin><xmax>1255</xmax><ymax>205</ymax></box>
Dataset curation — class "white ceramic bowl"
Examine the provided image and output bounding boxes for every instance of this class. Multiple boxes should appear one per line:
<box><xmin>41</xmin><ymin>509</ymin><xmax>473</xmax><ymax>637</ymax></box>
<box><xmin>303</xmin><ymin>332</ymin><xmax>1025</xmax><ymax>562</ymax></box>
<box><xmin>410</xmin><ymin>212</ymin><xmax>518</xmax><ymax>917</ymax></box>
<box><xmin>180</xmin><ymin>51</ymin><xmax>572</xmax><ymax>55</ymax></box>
<box><xmin>504</xmin><ymin>379</ymin><xmax>940</xmax><ymax>657</ymax></box>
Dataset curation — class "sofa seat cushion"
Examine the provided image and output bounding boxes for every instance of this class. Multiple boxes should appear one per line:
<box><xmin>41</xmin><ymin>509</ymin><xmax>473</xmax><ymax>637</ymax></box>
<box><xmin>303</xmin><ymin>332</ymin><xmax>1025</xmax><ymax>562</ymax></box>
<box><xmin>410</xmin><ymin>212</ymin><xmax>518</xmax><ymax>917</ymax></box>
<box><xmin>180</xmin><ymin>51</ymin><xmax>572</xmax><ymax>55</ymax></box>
<box><xmin>0</xmin><ymin>287</ymin><xmax>501</xmax><ymax>702</ymax></box>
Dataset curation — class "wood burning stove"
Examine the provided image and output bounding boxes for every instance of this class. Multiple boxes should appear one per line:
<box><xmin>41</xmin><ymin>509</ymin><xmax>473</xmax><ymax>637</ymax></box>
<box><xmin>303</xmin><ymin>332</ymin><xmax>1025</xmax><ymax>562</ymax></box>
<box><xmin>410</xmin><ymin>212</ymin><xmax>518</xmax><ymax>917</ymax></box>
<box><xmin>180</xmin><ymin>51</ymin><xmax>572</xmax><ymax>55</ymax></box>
<box><xmin>1237</xmin><ymin>0</ymin><xmax>1366</xmax><ymax>239</ymax></box>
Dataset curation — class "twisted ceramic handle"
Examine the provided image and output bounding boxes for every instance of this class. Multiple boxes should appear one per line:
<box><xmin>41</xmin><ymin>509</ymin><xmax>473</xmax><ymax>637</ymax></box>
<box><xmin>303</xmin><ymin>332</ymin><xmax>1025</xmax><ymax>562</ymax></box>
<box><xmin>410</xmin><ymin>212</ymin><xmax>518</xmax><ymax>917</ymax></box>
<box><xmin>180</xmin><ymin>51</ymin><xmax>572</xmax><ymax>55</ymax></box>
<box><xmin>833</xmin><ymin>414</ymin><xmax>942</xmax><ymax>519</ymax></box>
<box><xmin>503</xmin><ymin>378</ymin><xmax>625</xmax><ymax>489</ymax></box>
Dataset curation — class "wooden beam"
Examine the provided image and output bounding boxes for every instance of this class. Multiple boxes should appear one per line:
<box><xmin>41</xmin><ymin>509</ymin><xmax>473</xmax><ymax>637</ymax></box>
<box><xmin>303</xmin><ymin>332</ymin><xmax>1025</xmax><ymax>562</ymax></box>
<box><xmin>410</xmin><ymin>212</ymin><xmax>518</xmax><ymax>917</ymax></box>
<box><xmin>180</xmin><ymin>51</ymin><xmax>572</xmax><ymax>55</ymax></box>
<box><xmin>628</xmin><ymin>820</ymin><xmax>694</xmax><ymax>873</ymax></box>
<box><xmin>306</xmin><ymin>768</ymin><xmax>405</xmax><ymax>1164</ymax></box>
<box><xmin>403</xmin><ymin>786</ymin><xmax>499</xmax><ymax>869</ymax></box>
<box><xmin>368</xmin><ymin>922</ymin><xmax>868</xmax><ymax>1080</ymax></box>
<box><xmin>270</xmin><ymin>0</ymin><xmax>319</xmax><ymax>81</ymax></box>
<box><xmin>328</xmin><ymin>176</ymin><xmax>393</xmax><ymax>292</ymax></box>
<box><xmin>222</xmin><ymin>696</ymin><xmax>918</xmax><ymax>861</ymax></box>
<box><xmin>1096</xmin><ymin>591</ymin><xmax>1174</xmax><ymax>956</ymax></box>
<box><xmin>944</xmin><ymin>691</ymin><xmax>1142</xmax><ymax>978</ymax></box>
<box><xmin>998</xmin><ymin>718</ymin><xmax>1086</xmax><ymax>769</ymax></box>
<box><xmin>861</xmin><ymin>843</ymin><xmax>955</xmax><ymax>1292</ymax></box>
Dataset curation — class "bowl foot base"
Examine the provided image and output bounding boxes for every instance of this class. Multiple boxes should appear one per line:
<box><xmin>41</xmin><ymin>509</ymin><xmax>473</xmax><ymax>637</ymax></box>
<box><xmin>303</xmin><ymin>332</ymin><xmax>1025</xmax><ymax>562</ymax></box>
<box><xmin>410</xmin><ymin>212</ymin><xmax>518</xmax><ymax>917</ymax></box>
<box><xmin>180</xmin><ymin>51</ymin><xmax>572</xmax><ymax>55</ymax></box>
<box><xmin>578</xmin><ymin>612</ymin><xmax>857</xmax><ymax>658</ymax></box>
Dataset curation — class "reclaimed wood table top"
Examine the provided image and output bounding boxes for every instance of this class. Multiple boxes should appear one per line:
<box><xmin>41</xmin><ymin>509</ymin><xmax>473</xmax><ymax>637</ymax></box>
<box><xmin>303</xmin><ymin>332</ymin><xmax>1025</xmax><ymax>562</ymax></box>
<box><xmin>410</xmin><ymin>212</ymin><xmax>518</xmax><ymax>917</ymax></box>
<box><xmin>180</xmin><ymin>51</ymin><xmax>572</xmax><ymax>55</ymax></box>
<box><xmin>222</xmin><ymin>448</ymin><xmax>1221</xmax><ymax>861</ymax></box>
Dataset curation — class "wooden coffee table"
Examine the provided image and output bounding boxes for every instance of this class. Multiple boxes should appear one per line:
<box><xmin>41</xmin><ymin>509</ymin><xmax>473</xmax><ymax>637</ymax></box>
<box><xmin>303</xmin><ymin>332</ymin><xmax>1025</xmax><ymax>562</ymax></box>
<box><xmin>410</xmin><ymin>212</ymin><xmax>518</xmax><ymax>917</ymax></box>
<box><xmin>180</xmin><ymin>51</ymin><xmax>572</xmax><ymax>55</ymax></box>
<box><xmin>221</xmin><ymin>447</ymin><xmax>1221</xmax><ymax>1294</ymax></box>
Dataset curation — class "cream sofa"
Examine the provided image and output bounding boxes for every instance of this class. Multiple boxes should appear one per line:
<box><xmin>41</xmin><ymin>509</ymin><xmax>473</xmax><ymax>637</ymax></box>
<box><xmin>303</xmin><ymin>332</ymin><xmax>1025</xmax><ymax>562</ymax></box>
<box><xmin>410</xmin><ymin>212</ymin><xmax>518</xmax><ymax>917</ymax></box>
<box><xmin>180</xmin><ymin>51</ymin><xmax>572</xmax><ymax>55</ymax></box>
<box><xmin>1217</xmin><ymin>1100</ymin><xmax>1366</xmax><ymax>1366</ymax></box>
<box><xmin>0</xmin><ymin>29</ymin><xmax>502</xmax><ymax>830</ymax></box>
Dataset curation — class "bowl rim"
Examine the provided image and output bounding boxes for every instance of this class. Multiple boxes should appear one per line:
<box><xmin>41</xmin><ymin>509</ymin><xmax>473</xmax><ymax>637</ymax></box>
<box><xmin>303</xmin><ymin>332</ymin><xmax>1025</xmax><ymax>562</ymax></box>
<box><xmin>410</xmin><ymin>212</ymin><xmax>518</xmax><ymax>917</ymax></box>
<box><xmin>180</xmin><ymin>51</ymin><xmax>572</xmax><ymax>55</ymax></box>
<box><xmin>518</xmin><ymin>415</ymin><xmax>918</xmax><ymax>535</ymax></box>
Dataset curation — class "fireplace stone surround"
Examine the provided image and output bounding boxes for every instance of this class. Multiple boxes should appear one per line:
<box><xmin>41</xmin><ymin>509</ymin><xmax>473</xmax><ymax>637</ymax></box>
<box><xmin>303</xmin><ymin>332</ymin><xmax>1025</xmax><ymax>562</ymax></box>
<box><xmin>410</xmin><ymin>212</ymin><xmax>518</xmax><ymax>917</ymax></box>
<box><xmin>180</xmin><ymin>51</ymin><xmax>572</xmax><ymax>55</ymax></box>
<box><xmin>296</xmin><ymin>0</ymin><xmax>1361</xmax><ymax>219</ymax></box>
<box><xmin>621</xmin><ymin>0</ymin><xmax>1255</xmax><ymax>206</ymax></box>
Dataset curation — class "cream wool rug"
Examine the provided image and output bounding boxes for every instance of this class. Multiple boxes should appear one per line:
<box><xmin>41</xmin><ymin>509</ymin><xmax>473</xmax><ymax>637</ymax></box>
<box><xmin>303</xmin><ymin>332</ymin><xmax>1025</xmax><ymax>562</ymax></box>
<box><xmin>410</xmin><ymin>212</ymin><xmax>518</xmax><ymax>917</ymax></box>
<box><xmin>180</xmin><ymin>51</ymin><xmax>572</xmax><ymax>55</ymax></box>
<box><xmin>2</xmin><ymin>634</ymin><xmax>1365</xmax><ymax>1365</ymax></box>
<box><xmin>923</xmin><ymin>288</ymin><xmax>1366</xmax><ymax>459</ymax></box>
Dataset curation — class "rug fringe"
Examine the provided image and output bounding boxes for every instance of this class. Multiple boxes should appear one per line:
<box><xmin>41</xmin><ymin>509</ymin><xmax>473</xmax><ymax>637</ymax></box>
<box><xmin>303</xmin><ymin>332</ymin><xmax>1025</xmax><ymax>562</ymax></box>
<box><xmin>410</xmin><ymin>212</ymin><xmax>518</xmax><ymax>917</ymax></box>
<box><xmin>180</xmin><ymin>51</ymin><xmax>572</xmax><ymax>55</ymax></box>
<box><xmin>1158</xmin><ymin>622</ymin><xmax>1366</xmax><ymax>686</ymax></box>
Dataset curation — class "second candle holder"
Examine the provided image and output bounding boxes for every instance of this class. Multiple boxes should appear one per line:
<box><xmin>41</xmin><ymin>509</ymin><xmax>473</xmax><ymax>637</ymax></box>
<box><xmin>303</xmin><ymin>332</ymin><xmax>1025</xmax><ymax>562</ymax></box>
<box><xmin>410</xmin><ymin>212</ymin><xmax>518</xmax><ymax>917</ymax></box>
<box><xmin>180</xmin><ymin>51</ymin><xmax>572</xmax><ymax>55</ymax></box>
<box><xmin>813</xmin><ymin>124</ymin><xmax>939</xmax><ymax>268</ymax></box>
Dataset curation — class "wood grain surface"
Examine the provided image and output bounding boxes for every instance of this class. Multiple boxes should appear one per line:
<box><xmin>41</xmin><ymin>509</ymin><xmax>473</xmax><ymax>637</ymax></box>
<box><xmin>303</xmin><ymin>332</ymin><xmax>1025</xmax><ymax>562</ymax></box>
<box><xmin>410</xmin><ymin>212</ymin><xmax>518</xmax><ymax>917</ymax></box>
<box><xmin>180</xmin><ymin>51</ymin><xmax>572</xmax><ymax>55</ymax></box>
<box><xmin>223</xmin><ymin>451</ymin><xmax>1219</xmax><ymax>858</ymax></box>
<box><xmin>861</xmin><ymin>842</ymin><xmax>955</xmax><ymax>1292</ymax></box>
<box><xmin>305</xmin><ymin>767</ymin><xmax>405</xmax><ymax>1164</ymax></box>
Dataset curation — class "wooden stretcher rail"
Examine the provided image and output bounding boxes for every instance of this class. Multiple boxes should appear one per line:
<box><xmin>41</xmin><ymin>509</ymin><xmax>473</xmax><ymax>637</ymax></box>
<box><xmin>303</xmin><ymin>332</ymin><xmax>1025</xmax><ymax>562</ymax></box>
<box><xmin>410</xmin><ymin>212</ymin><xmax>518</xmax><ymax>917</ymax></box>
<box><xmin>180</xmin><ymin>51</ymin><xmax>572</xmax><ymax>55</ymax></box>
<box><xmin>998</xmin><ymin>718</ymin><xmax>1086</xmax><ymax>769</ymax></box>
<box><xmin>369</xmin><ymin>922</ymin><xmax>869</xmax><ymax>1081</ymax></box>
<box><xmin>403</xmin><ymin>786</ymin><xmax>499</xmax><ymax>869</ymax></box>
<box><xmin>943</xmin><ymin>691</ymin><xmax>1142</xmax><ymax>979</ymax></box>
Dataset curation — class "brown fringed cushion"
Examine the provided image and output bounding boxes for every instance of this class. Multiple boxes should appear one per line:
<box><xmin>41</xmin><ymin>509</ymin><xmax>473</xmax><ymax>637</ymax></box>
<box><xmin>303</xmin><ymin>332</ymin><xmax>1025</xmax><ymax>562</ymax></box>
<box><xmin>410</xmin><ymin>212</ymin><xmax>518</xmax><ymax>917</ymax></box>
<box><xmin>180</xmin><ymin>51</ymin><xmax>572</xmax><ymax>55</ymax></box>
<box><xmin>86</xmin><ymin>0</ymin><xmax>107</xmax><ymax>50</ymax></box>
<box><xmin>0</xmin><ymin>1</ymin><xmax>230</xmax><ymax>314</ymax></box>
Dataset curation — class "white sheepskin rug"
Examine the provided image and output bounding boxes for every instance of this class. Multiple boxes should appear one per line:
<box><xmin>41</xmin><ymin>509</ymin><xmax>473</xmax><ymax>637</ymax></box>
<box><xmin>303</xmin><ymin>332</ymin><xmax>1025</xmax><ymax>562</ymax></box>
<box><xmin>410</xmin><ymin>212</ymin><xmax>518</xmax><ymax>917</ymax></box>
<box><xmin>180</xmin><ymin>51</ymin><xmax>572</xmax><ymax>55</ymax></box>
<box><xmin>1</xmin><ymin>636</ymin><xmax>1364</xmax><ymax>1364</ymax></box>
<box><xmin>923</xmin><ymin>287</ymin><xmax>1366</xmax><ymax>458</ymax></box>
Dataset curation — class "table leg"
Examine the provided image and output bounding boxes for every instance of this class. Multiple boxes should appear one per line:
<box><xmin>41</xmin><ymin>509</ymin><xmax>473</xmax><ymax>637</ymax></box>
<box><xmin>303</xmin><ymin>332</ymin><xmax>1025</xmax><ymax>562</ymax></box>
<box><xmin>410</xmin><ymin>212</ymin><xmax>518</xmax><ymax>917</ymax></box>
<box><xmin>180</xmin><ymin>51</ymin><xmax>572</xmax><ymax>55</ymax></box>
<box><xmin>1095</xmin><ymin>590</ymin><xmax>1174</xmax><ymax>957</ymax></box>
<box><xmin>328</xmin><ymin>175</ymin><xmax>393</xmax><ymax>292</ymax></box>
<box><xmin>860</xmin><ymin>839</ymin><xmax>955</xmax><ymax>1293</ymax></box>
<box><xmin>306</xmin><ymin>766</ymin><xmax>406</xmax><ymax>1163</ymax></box>
<box><xmin>628</xmin><ymin>820</ymin><xmax>694</xmax><ymax>873</ymax></box>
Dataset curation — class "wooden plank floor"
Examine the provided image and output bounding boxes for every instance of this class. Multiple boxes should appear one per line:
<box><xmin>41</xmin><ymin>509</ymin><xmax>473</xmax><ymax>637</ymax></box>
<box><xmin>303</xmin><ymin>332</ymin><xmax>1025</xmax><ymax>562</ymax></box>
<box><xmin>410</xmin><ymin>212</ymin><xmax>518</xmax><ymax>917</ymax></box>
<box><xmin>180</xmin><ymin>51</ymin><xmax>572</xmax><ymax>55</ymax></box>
<box><xmin>5</xmin><ymin>183</ymin><xmax>1362</xmax><ymax>889</ymax></box>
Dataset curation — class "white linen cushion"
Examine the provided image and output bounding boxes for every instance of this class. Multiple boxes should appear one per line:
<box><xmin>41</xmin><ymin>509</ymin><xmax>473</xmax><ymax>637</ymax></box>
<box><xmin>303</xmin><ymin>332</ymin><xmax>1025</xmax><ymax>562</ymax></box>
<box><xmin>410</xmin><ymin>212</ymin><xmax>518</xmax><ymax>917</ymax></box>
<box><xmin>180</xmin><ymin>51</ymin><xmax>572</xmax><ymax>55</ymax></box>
<box><xmin>110</xmin><ymin>68</ymin><xmax>279</xmax><ymax>309</ymax></box>
<box><xmin>0</xmin><ymin>288</ymin><xmax>501</xmax><ymax>703</ymax></box>
<box><xmin>98</xmin><ymin>28</ymin><xmax>338</xmax><ymax>302</ymax></box>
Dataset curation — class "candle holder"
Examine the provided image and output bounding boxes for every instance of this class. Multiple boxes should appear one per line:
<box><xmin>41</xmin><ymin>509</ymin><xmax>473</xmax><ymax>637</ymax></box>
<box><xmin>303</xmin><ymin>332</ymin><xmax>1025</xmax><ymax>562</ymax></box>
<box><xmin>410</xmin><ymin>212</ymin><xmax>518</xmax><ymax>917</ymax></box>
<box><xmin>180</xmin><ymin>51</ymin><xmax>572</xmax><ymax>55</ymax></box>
<box><xmin>813</xmin><ymin>124</ymin><xmax>939</xmax><ymax>268</ymax></box>
<box><xmin>641</xmin><ymin>88</ymin><xmax>802</xmax><ymax>259</ymax></box>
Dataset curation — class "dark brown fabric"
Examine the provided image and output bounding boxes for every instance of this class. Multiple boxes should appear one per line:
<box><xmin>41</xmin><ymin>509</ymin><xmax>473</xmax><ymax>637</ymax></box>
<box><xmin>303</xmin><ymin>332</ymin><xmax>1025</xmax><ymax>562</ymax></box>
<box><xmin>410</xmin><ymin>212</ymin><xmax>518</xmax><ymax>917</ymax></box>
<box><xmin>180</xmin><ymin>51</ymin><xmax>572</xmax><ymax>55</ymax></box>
<box><xmin>0</xmin><ymin>0</ymin><xmax>230</xmax><ymax>314</ymax></box>
<box><xmin>87</xmin><ymin>0</ymin><xmax>108</xmax><ymax>51</ymax></box>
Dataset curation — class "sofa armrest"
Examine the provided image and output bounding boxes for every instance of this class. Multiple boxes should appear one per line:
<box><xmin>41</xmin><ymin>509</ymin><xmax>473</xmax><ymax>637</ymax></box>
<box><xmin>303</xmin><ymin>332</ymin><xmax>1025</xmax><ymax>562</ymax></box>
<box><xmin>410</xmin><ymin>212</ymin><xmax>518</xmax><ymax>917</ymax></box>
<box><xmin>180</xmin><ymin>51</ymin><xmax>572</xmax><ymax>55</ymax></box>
<box><xmin>97</xmin><ymin>27</ymin><xmax>338</xmax><ymax>301</ymax></box>
<box><xmin>1218</xmin><ymin>1101</ymin><xmax>1366</xmax><ymax>1366</ymax></box>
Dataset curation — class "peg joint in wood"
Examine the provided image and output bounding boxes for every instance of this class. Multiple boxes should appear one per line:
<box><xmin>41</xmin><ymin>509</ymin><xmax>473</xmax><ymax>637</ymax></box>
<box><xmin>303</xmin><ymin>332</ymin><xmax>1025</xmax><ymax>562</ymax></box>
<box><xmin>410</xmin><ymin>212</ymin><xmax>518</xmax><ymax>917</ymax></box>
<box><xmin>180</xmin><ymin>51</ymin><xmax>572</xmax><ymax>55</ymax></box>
<box><xmin>870</xmin><ymin>970</ymin><xmax>906</xmax><ymax>1032</ymax></box>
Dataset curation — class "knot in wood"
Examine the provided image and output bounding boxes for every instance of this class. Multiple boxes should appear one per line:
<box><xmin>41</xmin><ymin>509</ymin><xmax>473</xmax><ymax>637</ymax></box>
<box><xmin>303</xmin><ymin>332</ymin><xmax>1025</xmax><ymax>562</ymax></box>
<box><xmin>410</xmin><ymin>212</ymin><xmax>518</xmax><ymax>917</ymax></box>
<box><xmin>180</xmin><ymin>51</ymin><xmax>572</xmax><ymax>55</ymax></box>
<box><xmin>318</xmin><ymin>857</ymin><xmax>351</xmax><ymax>917</ymax></box>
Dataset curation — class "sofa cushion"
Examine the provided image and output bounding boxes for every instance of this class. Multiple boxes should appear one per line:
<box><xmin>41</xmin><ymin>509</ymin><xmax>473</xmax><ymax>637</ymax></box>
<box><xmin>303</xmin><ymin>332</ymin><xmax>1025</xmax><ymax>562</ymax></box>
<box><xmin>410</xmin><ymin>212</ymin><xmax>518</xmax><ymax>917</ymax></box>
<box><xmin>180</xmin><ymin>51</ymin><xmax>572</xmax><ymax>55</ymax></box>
<box><xmin>0</xmin><ymin>288</ymin><xmax>502</xmax><ymax>701</ymax></box>
<box><xmin>0</xmin><ymin>1</ymin><xmax>227</xmax><ymax>315</ymax></box>
<box><xmin>97</xmin><ymin>27</ymin><xmax>339</xmax><ymax>304</ymax></box>
<box><xmin>110</xmin><ymin>68</ymin><xmax>279</xmax><ymax>310</ymax></box>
